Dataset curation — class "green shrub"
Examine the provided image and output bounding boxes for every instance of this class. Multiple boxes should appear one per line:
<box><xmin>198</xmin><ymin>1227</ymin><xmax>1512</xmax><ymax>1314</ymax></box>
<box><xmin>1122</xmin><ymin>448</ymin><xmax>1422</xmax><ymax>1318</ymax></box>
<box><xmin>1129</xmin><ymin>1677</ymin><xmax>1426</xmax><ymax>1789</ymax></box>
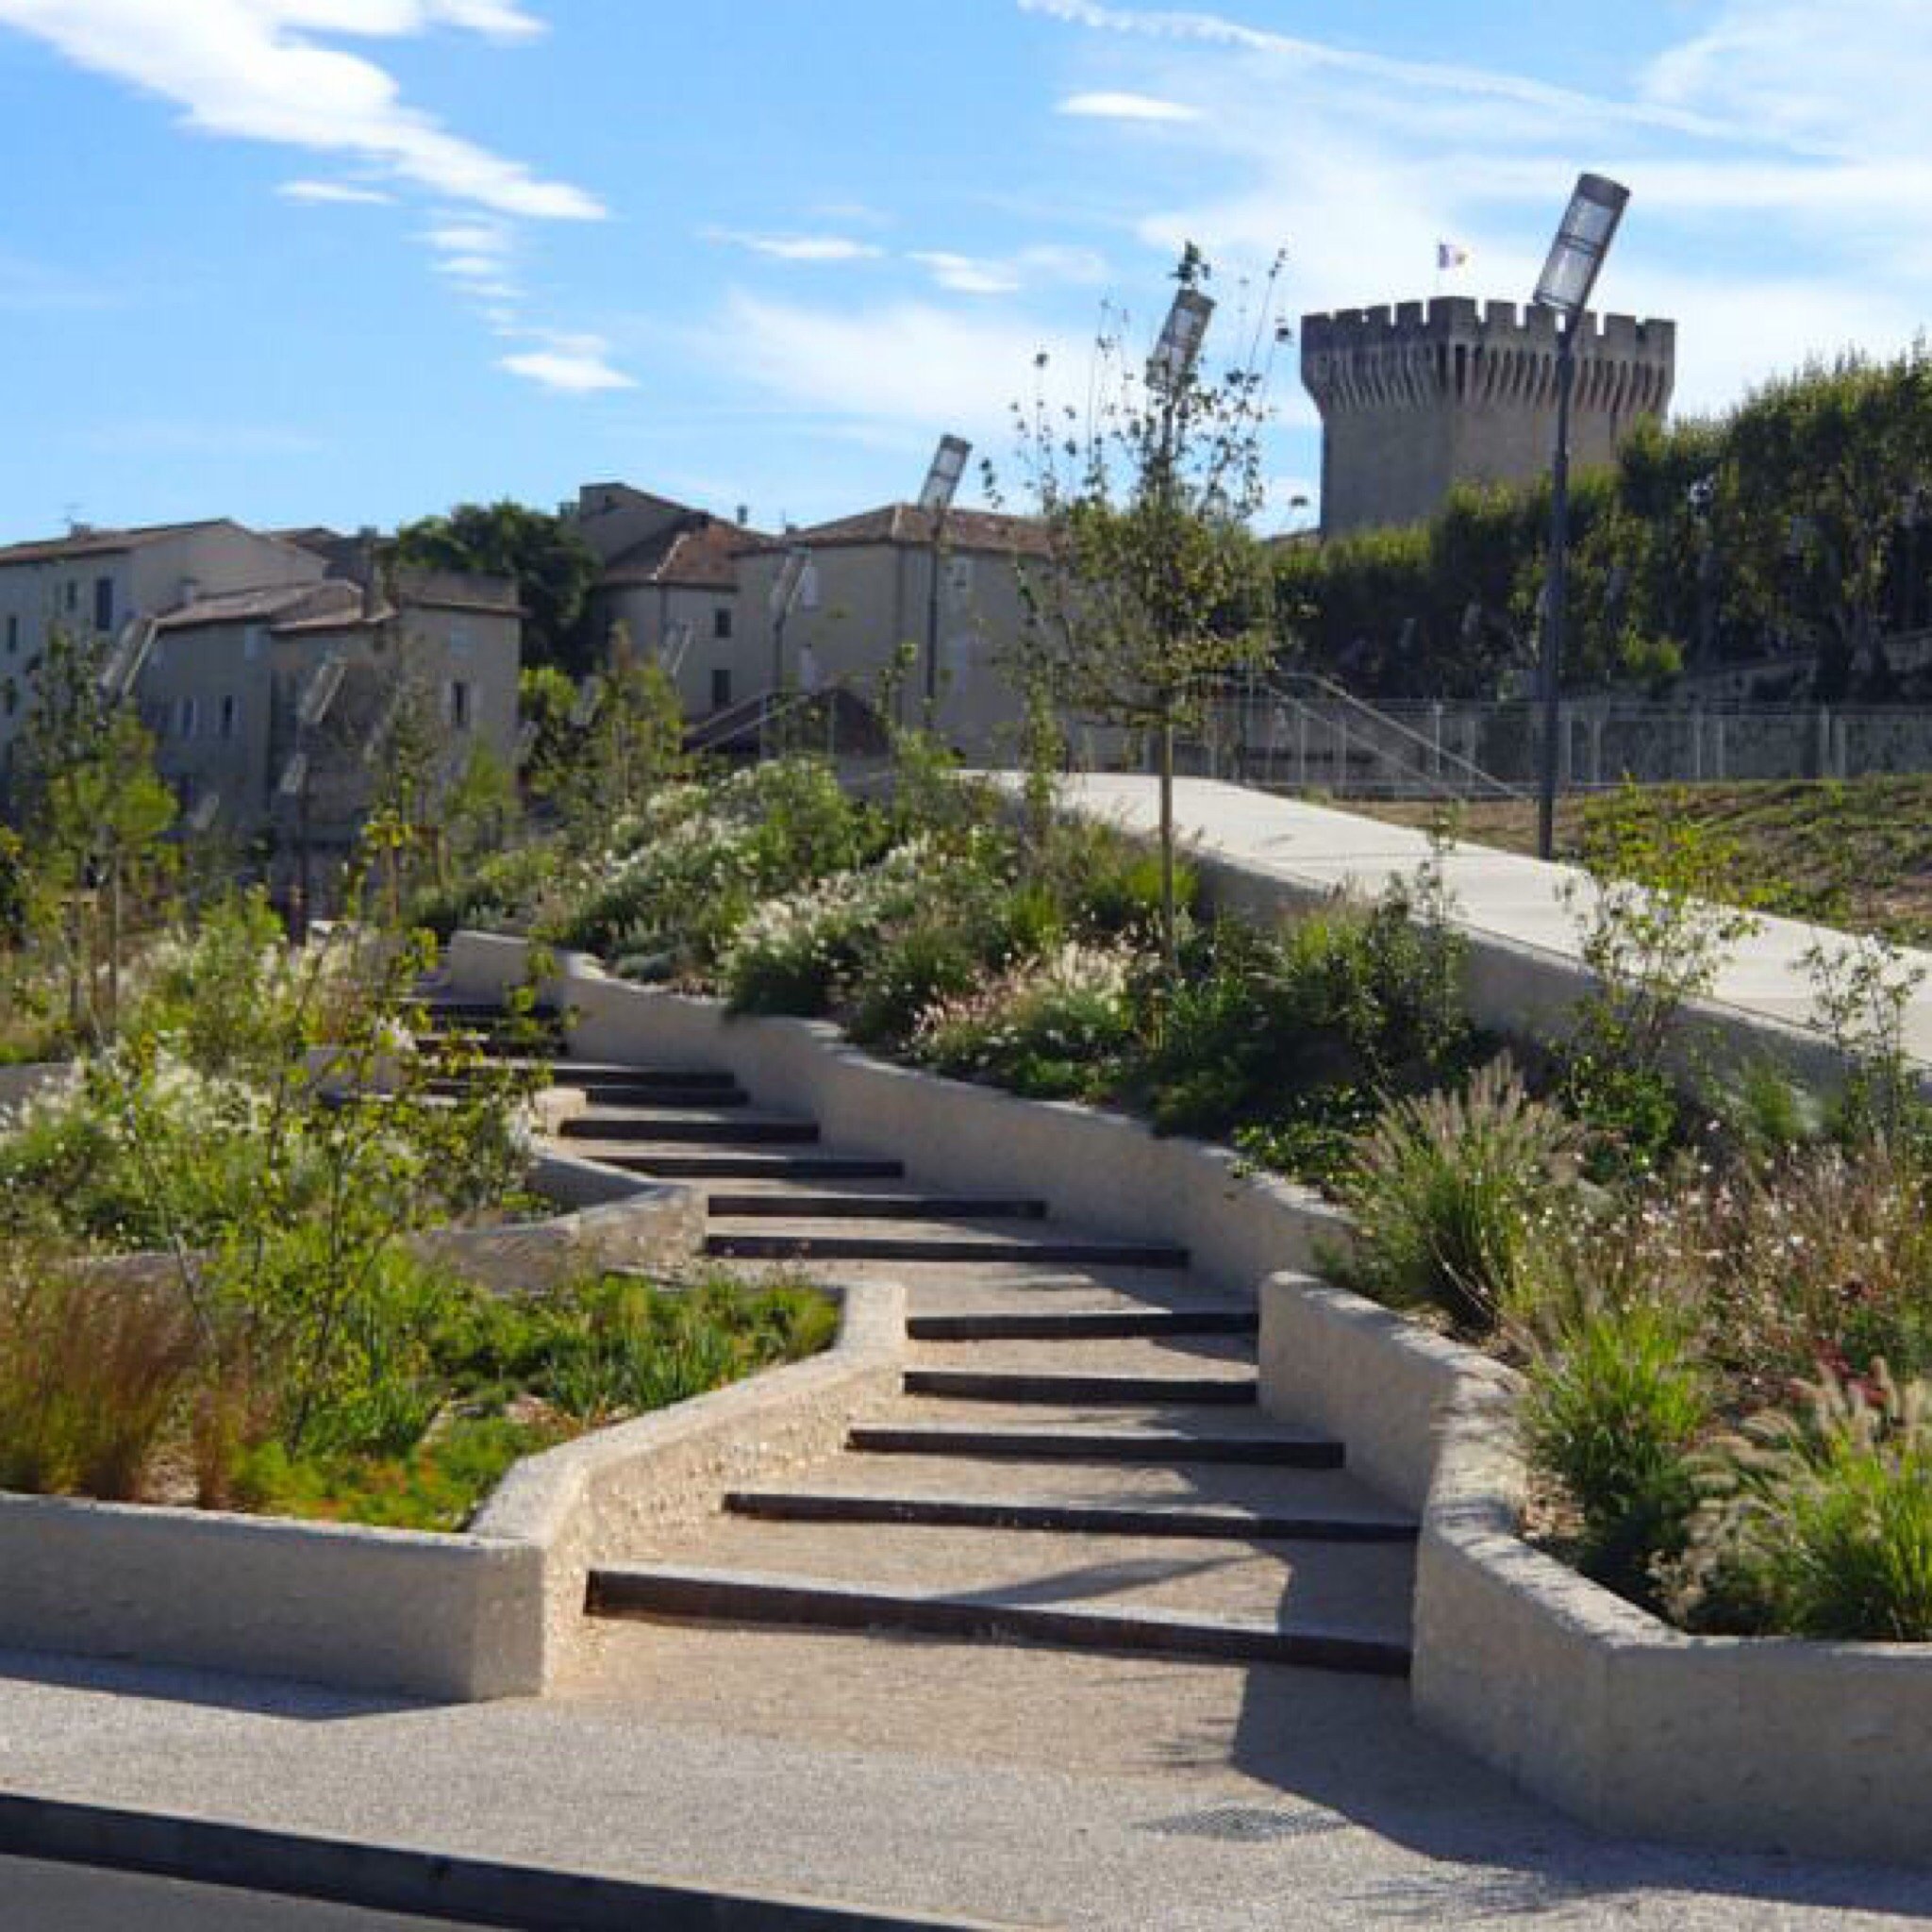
<box><xmin>847</xmin><ymin>916</ymin><xmax>986</xmax><ymax>1049</ymax></box>
<box><xmin>1043</xmin><ymin>821</ymin><xmax>1196</xmax><ymax>941</ymax></box>
<box><xmin>226</xmin><ymin>1414</ymin><xmax>572</xmax><ymax>1533</ymax></box>
<box><xmin>1131</xmin><ymin>889</ymin><xmax>1474</xmax><ymax>1140</ymax></box>
<box><xmin>1334</xmin><ymin>1058</ymin><xmax>1582</xmax><ymax>1332</ymax></box>
<box><xmin>1670</xmin><ymin>1370</ymin><xmax>1932</xmax><ymax>1640</ymax></box>
<box><xmin>1522</xmin><ymin>1295</ymin><xmax>1710</xmax><ymax>1605</ymax></box>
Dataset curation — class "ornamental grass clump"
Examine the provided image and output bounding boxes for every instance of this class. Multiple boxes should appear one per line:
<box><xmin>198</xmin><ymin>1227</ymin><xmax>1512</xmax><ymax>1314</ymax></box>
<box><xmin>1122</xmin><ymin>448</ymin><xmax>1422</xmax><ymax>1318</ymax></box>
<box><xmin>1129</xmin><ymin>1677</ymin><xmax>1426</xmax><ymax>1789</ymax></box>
<box><xmin>1520</xmin><ymin>1292</ymin><xmax>1710</xmax><ymax>1606</ymax></box>
<box><xmin>0</xmin><ymin>1241</ymin><xmax>199</xmax><ymax>1501</ymax></box>
<box><xmin>1334</xmin><ymin>1058</ymin><xmax>1583</xmax><ymax>1333</ymax></box>
<box><xmin>1669</xmin><ymin>1367</ymin><xmax>1932</xmax><ymax>1641</ymax></box>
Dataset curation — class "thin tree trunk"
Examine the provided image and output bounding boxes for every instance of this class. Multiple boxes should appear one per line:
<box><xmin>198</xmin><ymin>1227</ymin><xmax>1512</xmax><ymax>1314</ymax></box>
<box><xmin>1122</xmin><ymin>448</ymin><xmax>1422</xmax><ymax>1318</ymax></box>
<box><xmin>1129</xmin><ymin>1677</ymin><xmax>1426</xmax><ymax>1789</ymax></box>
<box><xmin>1158</xmin><ymin>696</ymin><xmax>1177</xmax><ymax>983</ymax></box>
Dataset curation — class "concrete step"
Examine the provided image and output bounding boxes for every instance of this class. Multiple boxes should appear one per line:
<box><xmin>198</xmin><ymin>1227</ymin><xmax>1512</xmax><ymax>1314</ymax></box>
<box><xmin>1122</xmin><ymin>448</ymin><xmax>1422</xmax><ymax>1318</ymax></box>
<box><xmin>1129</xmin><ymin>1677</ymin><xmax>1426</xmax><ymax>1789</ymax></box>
<box><xmin>590</xmin><ymin>1150</ymin><xmax>908</xmax><ymax>1182</ymax></box>
<box><xmin>907</xmin><ymin>1307</ymin><xmax>1256</xmax><ymax>1342</ymax></box>
<box><xmin>902</xmin><ymin>1368</ymin><xmax>1258</xmax><ymax>1406</ymax></box>
<box><xmin>848</xmin><ymin>1420</ymin><xmax>1342</xmax><ymax>1468</ymax></box>
<box><xmin>704</xmin><ymin>1225</ymin><xmax>1189</xmax><ymax>1266</ymax></box>
<box><xmin>588</xmin><ymin>1562</ymin><xmax>1408</xmax><ymax>1675</ymax></box>
<box><xmin>724</xmin><ymin>1488</ymin><xmax>1416</xmax><ymax>1543</ymax></box>
<box><xmin>706</xmin><ymin>1193</ymin><xmax>1048</xmax><ymax>1222</ymax></box>
<box><xmin>563</xmin><ymin>1111</ymin><xmax>821</xmax><ymax>1146</ymax></box>
<box><xmin>435</xmin><ymin>1074</ymin><xmax>748</xmax><ymax>1108</ymax></box>
<box><xmin>770</xmin><ymin>1451</ymin><xmax>1388</xmax><ymax>1515</ymax></box>
<box><xmin>407</xmin><ymin>999</ymin><xmax>563</xmax><ymax>1026</ymax></box>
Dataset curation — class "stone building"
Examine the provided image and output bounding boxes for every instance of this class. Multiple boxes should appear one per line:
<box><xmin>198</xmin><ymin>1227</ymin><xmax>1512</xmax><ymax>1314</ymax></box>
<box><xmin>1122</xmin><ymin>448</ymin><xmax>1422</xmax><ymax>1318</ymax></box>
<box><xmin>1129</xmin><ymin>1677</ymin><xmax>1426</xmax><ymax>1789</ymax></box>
<box><xmin>736</xmin><ymin>505</ymin><xmax>1048</xmax><ymax>758</ymax></box>
<box><xmin>1300</xmin><ymin>296</ymin><xmax>1676</xmax><ymax>537</ymax></box>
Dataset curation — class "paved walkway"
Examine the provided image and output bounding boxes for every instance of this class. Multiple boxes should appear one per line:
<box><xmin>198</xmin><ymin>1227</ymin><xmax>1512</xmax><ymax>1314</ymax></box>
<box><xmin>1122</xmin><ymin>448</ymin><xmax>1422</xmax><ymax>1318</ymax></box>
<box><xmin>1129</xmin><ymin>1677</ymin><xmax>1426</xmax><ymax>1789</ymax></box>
<box><xmin>6</xmin><ymin>1645</ymin><xmax>1932</xmax><ymax>1929</ymax></box>
<box><xmin>1006</xmin><ymin>774</ymin><xmax>1932</xmax><ymax>1062</ymax></box>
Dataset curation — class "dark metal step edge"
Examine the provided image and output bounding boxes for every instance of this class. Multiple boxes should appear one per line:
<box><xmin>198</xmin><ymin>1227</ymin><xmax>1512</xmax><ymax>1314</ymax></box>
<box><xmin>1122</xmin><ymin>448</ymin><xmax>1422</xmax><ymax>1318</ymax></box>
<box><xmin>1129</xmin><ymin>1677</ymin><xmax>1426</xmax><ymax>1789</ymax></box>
<box><xmin>706</xmin><ymin>1194</ymin><xmax>1048</xmax><ymax>1222</ymax></box>
<box><xmin>901</xmin><ymin>1369</ymin><xmax>1257</xmax><ymax>1407</ymax></box>
<box><xmin>567</xmin><ymin>1119</ymin><xmax>821</xmax><ymax>1145</ymax></box>
<box><xmin>435</xmin><ymin>1078</ymin><xmax>749</xmax><ymax>1108</ymax></box>
<box><xmin>849</xmin><ymin>1424</ymin><xmax>1343</xmax><ymax>1468</ymax></box>
<box><xmin>586</xmin><ymin>1564</ymin><xmax>1409</xmax><ymax>1677</ymax></box>
<box><xmin>724</xmin><ymin>1489</ymin><xmax>1418</xmax><ymax>1543</ymax></box>
<box><xmin>600</xmin><ymin>1154</ymin><xmax>907</xmax><ymax>1180</ymax></box>
<box><xmin>707</xmin><ymin>1235</ymin><xmax>1189</xmax><ymax>1265</ymax></box>
<box><xmin>908</xmin><ymin>1308</ymin><xmax>1257</xmax><ymax>1341</ymax></box>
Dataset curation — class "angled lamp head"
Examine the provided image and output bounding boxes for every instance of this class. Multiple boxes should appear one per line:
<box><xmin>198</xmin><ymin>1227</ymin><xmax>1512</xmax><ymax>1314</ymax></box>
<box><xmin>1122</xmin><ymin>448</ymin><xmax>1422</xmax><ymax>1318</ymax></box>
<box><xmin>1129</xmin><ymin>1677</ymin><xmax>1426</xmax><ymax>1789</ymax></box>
<box><xmin>918</xmin><ymin>435</ymin><xmax>973</xmax><ymax>516</ymax></box>
<box><xmin>1533</xmin><ymin>173</ymin><xmax>1630</xmax><ymax>321</ymax></box>
<box><xmin>1148</xmin><ymin>286</ymin><xmax>1215</xmax><ymax>391</ymax></box>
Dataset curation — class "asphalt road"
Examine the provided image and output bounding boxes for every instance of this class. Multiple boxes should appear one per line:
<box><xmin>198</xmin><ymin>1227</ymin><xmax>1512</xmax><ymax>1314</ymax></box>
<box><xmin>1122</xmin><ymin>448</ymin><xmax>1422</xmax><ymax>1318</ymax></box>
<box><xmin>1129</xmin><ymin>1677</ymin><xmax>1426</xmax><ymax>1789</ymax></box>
<box><xmin>0</xmin><ymin>1856</ymin><xmax>494</xmax><ymax>1931</ymax></box>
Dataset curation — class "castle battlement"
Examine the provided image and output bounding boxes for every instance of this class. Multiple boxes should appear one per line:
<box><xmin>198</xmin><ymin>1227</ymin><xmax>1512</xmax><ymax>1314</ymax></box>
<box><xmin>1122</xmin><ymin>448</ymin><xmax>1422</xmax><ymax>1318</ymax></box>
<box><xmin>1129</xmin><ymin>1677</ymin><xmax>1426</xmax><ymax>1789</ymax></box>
<box><xmin>1300</xmin><ymin>295</ymin><xmax>1678</xmax><ymax>536</ymax></box>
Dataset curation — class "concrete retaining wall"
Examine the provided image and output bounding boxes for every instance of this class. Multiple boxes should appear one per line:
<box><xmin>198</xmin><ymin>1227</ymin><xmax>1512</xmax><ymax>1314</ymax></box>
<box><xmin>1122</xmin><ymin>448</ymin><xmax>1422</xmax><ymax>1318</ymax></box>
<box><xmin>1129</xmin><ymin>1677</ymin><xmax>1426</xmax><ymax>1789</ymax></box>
<box><xmin>476</xmin><ymin>1280</ymin><xmax>905</xmax><ymax>1684</ymax></box>
<box><xmin>0</xmin><ymin>1494</ymin><xmax>543</xmax><ymax>1702</ymax></box>
<box><xmin>1258</xmin><ymin>1271</ymin><xmax>1932</xmax><ymax>1867</ymax></box>
<box><xmin>442</xmin><ymin>933</ymin><xmax>1352</xmax><ymax>1296</ymax></box>
<box><xmin>0</xmin><ymin>1265</ymin><xmax>891</xmax><ymax>1700</ymax></box>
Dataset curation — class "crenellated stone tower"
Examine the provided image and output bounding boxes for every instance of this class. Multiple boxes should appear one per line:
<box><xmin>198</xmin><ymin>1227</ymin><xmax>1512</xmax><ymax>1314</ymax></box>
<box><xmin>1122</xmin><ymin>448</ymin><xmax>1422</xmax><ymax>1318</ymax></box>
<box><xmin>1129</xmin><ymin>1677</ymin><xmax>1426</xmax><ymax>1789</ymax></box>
<box><xmin>1300</xmin><ymin>296</ymin><xmax>1676</xmax><ymax>538</ymax></box>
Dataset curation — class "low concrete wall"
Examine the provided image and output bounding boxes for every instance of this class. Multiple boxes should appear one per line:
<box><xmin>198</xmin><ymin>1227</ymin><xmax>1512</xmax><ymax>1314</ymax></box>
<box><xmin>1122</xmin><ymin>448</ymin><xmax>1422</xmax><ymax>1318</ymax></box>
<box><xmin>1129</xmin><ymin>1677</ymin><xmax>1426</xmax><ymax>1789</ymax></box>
<box><xmin>0</xmin><ymin>1494</ymin><xmax>542</xmax><ymax>1702</ymax></box>
<box><xmin>1258</xmin><ymin>1272</ymin><xmax>1932</xmax><ymax>1868</ymax></box>
<box><xmin>441</xmin><ymin>934</ymin><xmax>1351</xmax><ymax>1296</ymax></box>
<box><xmin>413</xmin><ymin>1158</ymin><xmax>704</xmax><ymax>1297</ymax></box>
<box><xmin>476</xmin><ymin>1280</ymin><xmax>905</xmax><ymax>1686</ymax></box>
<box><xmin>1196</xmin><ymin>847</ymin><xmax>1858</xmax><ymax>1103</ymax></box>
<box><xmin>0</xmin><ymin>1062</ymin><xmax>70</xmax><ymax>1119</ymax></box>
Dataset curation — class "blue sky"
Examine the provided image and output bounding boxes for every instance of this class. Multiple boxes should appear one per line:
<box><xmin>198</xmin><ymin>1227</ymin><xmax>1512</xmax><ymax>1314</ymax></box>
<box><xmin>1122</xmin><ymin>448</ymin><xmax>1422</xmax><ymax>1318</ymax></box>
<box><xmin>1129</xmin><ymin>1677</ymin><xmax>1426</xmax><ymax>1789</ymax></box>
<box><xmin>0</xmin><ymin>1</ymin><xmax>1925</xmax><ymax>545</ymax></box>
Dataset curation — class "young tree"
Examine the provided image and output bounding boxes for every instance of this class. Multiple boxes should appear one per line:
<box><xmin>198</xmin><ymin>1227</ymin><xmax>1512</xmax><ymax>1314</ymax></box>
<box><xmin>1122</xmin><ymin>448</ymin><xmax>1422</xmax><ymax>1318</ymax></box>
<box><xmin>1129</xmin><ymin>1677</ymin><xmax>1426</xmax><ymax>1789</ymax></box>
<box><xmin>1006</xmin><ymin>244</ymin><xmax>1285</xmax><ymax>975</ymax></box>
<box><xmin>12</xmin><ymin>626</ymin><xmax>177</xmax><ymax>1029</ymax></box>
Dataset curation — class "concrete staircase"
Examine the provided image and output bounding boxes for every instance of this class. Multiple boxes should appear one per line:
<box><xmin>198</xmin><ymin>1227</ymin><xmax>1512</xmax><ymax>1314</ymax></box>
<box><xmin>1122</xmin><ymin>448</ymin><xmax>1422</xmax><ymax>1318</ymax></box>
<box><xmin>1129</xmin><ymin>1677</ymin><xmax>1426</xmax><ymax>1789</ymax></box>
<box><xmin>417</xmin><ymin>999</ymin><xmax>1418</xmax><ymax>1679</ymax></box>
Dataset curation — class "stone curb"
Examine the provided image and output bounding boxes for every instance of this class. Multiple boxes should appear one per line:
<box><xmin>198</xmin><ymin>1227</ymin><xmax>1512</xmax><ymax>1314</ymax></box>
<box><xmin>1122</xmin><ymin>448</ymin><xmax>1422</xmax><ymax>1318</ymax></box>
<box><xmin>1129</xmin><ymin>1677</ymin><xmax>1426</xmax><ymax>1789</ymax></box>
<box><xmin>0</xmin><ymin>1791</ymin><xmax>1004</xmax><ymax>1930</ymax></box>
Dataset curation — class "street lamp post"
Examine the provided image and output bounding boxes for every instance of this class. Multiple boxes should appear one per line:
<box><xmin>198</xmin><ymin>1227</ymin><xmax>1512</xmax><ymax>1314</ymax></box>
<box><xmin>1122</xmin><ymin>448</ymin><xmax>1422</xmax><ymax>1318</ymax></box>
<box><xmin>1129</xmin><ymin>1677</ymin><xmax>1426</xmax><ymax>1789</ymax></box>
<box><xmin>278</xmin><ymin>654</ymin><xmax>346</xmax><ymax>940</ymax></box>
<box><xmin>764</xmin><ymin>545</ymin><xmax>813</xmax><ymax>757</ymax></box>
<box><xmin>1145</xmin><ymin>282</ymin><xmax>1216</xmax><ymax>979</ymax></box>
<box><xmin>1532</xmin><ymin>172</ymin><xmax>1629</xmax><ymax>860</ymax></box>
<box><xmin>918</xmin><ymin>434</ymin><xmax>972</xmax><ymax>726</ymax></box>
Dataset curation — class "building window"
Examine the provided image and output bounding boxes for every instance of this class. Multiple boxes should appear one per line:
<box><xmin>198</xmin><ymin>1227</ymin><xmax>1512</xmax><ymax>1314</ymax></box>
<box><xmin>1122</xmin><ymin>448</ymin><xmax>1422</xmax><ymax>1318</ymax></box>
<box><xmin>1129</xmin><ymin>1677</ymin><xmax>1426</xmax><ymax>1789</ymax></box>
<box><xmin>450</xmin><ymin>624</ymin><xmax>472</xmax><ymax>655</ymax></box>
<box><xmin>219</xmin><ymin>695</ymin><xmax>239</xmax><ymax>741</ymax></box>
<box><xmin>711</xmin><ymin>667</ymin><xmax>732</xmax><ymax>710</ymax></box>
<box><xmin>4</xmin><ymin>615</ymin><xmax>16</xmax><ymax>654</ymax></box>
<box><xmin>176</xmin><ymin>696</ymin><xmax>198</xmax><ymax>741</ymax></box>
<box><xmin>713</xmin><ymin>607</ymin><xmax>733</xmax><ymax>640</ymax></box>
<box><xmin>447</xmin><ymin>680</ymin><xmax>472</xmax><ymax>730</ymax></box>
<box><xmin>947</xmin><ymin>555</ymin><xmax>974</xmax><ymax>600</ymax></box>
<box><xmin>63</xmin><ymin>581</ymin><xmax>77</xmax><ymax>614</ymax></box>
<box><xmin>93</xmin><ymin>576</ymin><xmax>114</xmax><ymax>634</ymax></box>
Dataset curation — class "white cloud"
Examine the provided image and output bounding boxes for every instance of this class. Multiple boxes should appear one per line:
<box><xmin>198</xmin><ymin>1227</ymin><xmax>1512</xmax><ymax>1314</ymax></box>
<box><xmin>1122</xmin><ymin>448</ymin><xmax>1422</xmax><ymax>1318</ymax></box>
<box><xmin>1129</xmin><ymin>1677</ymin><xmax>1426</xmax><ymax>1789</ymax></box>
<box><xmin>0</xmin><ymin>0</ymin><xmax>600</xmax><ymax>219</ymax></box>
<box><xmin>1020</xmin><ymin>0</ymin><xmax>1735</xmax><ymax>138</ymax></box>
<box><xmin>705</xmin><ymin>227</ymin><xmax>884</xmax><ymax>263</ymax></box>
<box><xmin>1058</xmin><ymin>89</ymin><xmax>1197</xmax><ymax>123</ymax></box>
<box><xmin>278</xmin><ymin>175</ymin><xmax>392</xmax><ymax>203</ymax></box>
<box><xmin>711</xmin><ymin>291</ymin><xmax>1094</xmax><ymax>448</ymax></box>
<box><xmin>499</xmin><ymin>332</ymin><xmax>635</xmax><ymax>393</ymax></box>
<box><xmin>910</xmin><ymin>243</ymin><xmax>1108</xmax><ymax>297</ymax></box>
<box><xmin>425</xmin><ymin>217</ymin><xmax>511</xmax><ymax>258</ymax></box>
<box><xmin>912</xmin><ymin>252</ymin><xmax>1024</xmax><ymax>296</ymax></box>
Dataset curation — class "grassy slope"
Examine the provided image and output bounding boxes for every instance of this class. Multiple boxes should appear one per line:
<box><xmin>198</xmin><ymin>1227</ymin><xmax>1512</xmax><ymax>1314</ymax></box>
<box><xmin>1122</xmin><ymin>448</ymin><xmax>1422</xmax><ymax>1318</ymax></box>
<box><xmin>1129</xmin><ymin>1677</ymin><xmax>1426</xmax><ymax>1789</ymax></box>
<box><xmin>1354</xmin><ymin>775</ymin><xmax>1932</xmax><ymax>945</ymax></box>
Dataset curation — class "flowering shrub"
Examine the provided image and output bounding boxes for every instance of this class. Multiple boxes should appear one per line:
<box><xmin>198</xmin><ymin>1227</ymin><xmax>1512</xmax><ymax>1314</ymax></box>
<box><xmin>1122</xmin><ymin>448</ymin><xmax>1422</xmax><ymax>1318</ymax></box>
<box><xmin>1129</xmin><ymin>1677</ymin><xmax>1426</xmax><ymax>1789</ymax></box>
<box><xmin>722</xmin><ymin>838</ymin><xmax>938</xmax><ymax>1015</ymax></box>
<box><xmin>912</xmin><ymin>941</ymin><xmax>1142</xmax><ymax>1098</ymax></box>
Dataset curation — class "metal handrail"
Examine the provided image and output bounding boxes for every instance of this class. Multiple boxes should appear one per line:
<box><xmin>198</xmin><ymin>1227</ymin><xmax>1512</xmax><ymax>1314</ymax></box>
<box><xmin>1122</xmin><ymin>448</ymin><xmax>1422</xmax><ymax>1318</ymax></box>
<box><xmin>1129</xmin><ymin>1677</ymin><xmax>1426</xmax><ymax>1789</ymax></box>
<box><xmin>1220</xmin><ymin>671</ymin><xmax>1527</xmax><ymax>803</ymax></box>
